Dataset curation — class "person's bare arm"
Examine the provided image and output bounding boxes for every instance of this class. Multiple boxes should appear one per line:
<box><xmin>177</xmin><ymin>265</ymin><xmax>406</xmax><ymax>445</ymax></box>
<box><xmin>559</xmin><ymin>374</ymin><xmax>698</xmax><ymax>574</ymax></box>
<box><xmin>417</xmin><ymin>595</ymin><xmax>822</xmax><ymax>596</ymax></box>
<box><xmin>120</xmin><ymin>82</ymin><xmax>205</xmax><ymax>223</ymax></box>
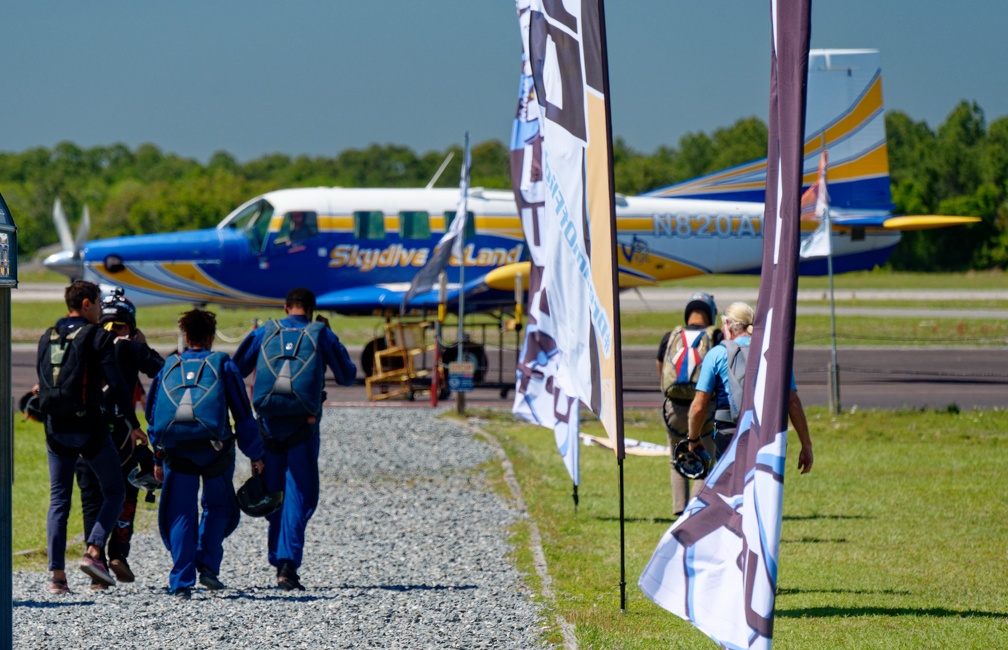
<box><xmin>788</xmin><ymin>389</ymin><xmax>813</xmax><ymax>474</ymax></box>
<box><xmin>687</xmin><ymin>390</ymin><xmax>712</xmax><ymax>451</ymax></box>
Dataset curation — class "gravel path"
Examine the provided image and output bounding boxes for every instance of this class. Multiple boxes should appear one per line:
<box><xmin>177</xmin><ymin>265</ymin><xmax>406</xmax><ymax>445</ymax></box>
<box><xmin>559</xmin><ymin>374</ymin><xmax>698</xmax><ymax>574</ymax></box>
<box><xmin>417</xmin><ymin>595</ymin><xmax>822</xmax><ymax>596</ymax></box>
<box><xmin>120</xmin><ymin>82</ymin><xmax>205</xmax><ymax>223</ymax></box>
<box><xmin>13</xmin><ymin>408</ymin><xmax>551</xmax><ymax>649</ymax></box>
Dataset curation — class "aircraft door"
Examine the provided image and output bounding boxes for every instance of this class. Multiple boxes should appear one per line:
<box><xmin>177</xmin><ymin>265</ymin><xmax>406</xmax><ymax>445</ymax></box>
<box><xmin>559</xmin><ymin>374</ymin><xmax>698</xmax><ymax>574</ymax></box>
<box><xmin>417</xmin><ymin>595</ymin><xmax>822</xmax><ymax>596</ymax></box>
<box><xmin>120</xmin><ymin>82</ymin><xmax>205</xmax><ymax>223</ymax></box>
<box><xmin>259</xmin><ymin>210</ymin><xmax>328</xmax><ymax>291</ymax></box>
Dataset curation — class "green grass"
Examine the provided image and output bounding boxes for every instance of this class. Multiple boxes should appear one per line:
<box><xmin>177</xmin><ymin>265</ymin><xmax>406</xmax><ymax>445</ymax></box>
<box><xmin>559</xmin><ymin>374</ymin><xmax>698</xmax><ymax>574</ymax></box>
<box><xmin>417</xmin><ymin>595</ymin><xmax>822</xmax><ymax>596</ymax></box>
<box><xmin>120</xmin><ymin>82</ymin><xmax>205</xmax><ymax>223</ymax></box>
<box><xmin>469</xmin><ymin>406</ymin><xmax>1008</xmax><ymax>649</ymax></box>
<box><xmin>14</xmin><ymin>268</ymin><xmax>69</xmax><ymax>284</ymax></box>
<box><xmin>12</xmin><ymin>398</ymin><xmax>1008</xmax><ymax>645</ymax></box>
<box><xmin>619</xmin><ymin>311</ymin><xmax>1008</xmax><ymax>347</ymax></box>
<box><xmin>11</xmin><ymin>415</ymin><xmax>159</xmax><ymax>570</ymax></box>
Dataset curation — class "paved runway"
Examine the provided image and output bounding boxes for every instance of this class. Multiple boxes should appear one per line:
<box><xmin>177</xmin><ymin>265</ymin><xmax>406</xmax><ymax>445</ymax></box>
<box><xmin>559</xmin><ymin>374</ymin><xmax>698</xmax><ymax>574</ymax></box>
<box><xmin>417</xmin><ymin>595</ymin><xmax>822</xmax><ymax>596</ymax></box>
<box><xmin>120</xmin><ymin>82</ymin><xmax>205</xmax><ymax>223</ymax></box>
<box><xmin>11</xmin><ymin>344</ymin><xmax>1008</xmax><ymax>413</ymax></box>
<box><xmin>9</xmin><ymin>283</ymin><xmax>1007</xmax><ymax>412</ymax></box>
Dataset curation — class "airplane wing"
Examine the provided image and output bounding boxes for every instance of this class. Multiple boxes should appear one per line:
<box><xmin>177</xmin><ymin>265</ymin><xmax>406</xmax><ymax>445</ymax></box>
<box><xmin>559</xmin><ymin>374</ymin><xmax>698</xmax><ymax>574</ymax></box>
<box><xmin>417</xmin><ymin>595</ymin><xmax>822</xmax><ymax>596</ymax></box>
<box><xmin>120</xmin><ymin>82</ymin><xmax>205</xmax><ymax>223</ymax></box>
<box><xmin>316</xmin><ymin>272</ymin><xmax>520</xmax><ymax>316</ymax></box>
<box><xmin>830</xmin><ymin>214</ymin><xmax>981</xmax><ymax>231</ymax></box>
<box><xmin>316</xmin><ymin>285</ymin><xmax>411</xmax><ymax>313</ymax></box>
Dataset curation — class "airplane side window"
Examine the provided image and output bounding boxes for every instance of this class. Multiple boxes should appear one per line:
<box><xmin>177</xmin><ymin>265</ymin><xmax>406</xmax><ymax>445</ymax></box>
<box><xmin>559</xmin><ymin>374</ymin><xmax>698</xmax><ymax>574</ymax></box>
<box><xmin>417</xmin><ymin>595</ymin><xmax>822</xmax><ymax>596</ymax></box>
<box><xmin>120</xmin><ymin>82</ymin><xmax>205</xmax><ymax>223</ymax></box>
<box><xmin>275</xmin><ymin>210</ymin><xmax>318</xmax><ymax>246</ymax></box>
<box><xmin>399</xmin><ymin>211</ymin><xmax>431</xmax><ymax>240</ymax></box>
<box><xmin>228</xmin><ymin>199</ymin><xmax>274</xmax><ymax>251</ymax></box>
<box><xmin>354</xmin><ymin>211</ymin><xmax>385</xmax><ymax>241</ymax></box>
<box><xmin>444</xmin><ymin>210</ymin><xmax>477</xmax><ymax>241</ymax></box>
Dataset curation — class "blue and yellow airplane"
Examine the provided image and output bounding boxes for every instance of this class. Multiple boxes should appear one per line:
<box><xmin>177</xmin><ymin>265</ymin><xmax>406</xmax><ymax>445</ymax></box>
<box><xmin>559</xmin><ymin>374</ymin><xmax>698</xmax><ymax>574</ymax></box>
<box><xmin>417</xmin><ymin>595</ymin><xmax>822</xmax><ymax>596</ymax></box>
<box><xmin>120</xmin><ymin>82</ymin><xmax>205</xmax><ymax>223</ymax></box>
<box><xmin>44</xmin><ymin>49</ymin><xmax>974</xmax><ymax>320</ymax></box>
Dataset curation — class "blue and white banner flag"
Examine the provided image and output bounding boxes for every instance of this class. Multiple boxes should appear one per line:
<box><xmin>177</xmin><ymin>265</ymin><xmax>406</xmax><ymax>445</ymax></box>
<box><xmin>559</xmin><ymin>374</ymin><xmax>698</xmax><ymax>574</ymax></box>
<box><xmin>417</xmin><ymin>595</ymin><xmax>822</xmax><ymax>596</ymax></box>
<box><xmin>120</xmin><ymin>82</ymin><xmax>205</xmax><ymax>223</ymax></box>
<box><xmin>799</xmin><ymin>151</ymin><xmax>831</xmax><ymax>259</ymax></box>
<box><xmin>511</xmin><ymin>0</ymin><xmax>581</xmax><ymax>486</ymax></box>
<box><xmin>639</xmin><ymin>1</ymin><xmax>812</xmax><ymax>646</ymax></box>
<box><xmin>522</xmin><ymin>0</ymin><xmax>624</xmax><ymax>456</ymax></box>
<box><xmin>402</xmin><ymin>135</ymin><xmax>471</xmax><ymax>312</ymax></box>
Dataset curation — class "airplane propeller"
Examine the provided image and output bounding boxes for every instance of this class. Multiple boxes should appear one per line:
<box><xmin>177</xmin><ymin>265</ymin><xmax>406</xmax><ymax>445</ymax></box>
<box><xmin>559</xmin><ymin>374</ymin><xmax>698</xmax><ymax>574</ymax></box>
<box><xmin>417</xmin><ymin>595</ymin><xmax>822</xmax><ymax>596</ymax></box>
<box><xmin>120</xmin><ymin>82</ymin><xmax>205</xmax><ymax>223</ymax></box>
<box><xmin>43</xmin><ymin>198</ymin><xmax>91</xmax><ymax>280</ymax></box>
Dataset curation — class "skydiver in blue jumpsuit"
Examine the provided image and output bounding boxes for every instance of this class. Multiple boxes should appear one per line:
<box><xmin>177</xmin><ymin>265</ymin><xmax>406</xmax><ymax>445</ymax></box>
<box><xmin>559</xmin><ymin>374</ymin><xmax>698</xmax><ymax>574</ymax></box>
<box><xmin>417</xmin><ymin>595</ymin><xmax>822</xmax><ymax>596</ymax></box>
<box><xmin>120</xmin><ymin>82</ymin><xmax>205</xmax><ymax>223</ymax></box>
<box><xmin>147</xmin><ymin>309</ymin><xmax>265</xmax><ymax>599</ymax></box>
<box><xmin>233</xmin><ymin>287</ymin><xmax>356</xmax><ymax>591</ymax></box>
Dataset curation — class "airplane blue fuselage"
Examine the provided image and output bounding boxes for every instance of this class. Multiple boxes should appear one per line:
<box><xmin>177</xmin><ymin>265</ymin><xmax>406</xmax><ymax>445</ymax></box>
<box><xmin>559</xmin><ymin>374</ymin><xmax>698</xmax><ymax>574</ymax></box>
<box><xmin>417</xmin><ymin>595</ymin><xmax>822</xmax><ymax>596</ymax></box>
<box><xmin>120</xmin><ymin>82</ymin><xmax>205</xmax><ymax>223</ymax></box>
<box><xmin>69</xmin><ymin>185</ymin><xmax>901</xmax><ymax>314</ymax></box>
<box><xmin>77</xmin><ymin>187</ymin><xmax>528</xmax><ymax>313</ymax></box>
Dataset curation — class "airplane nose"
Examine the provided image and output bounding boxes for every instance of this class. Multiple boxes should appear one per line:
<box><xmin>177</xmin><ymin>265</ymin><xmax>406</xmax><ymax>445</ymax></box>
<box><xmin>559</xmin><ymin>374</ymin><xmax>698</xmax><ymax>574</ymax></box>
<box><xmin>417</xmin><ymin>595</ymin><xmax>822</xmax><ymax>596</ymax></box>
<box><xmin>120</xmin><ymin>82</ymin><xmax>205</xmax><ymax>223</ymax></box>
<box><xmin>43</xmin><ymin>249</ymin><xmax>83</xmax><ymax>279</ymax></box>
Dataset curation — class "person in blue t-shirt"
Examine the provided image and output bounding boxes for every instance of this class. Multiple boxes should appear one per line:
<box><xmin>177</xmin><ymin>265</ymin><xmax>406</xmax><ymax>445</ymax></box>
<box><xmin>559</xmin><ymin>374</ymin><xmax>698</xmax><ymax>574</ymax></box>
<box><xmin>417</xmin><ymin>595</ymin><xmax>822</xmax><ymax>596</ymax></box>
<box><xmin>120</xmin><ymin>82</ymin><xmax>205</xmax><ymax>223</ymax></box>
<box><xmin>147</xmin><ymin>309</ymin><xmax>265</xmax><ymax>600</ymax></box>
<box><xmin>233</xmin><ymin>287</ymin><xmax>357</xmax><ymax>591</ymax></box>
<box><xmin>686</xmin><ymin>302</ymin><xmax>813</xmax><ymax>474</ymax></box>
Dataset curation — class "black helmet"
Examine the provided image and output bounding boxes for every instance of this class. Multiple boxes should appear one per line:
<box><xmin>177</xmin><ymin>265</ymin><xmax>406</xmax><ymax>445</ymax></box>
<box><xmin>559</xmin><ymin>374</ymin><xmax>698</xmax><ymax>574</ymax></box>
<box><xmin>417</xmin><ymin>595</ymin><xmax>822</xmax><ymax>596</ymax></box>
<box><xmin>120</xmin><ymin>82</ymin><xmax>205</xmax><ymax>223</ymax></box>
<box><xmin>100</xmin><ymin>286</ymin><xmax>137</xmax><ymax>332</ymax></box>
<box><xmin>684</xmin><ymin>292</ymin><xmax>717</xmax><ymax>326</ymax></box>
<box><xmin>237</xmin><ymin>475</ymin><xmax>283</xmax><ymax>517</ymax></box>
<box><xmin>18</xmin><ymin>392</ymin><xmax>44</xmax><ymax>422</ymax></box>
<box><xmin>672</xmin><ymin>438</ymin><xmax>711</xmax><ymax>480</ymax></box>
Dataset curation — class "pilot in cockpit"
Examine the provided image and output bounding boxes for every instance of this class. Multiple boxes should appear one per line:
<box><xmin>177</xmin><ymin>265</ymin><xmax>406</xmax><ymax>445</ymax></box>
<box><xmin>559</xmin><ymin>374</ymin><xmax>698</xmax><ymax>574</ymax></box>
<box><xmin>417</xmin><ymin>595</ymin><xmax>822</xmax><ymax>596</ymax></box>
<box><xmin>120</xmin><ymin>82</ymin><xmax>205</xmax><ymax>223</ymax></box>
<box><xmin>279</xmin><ymin>211</ymin><xmax>316</xmax><ymax>245</ymax></box>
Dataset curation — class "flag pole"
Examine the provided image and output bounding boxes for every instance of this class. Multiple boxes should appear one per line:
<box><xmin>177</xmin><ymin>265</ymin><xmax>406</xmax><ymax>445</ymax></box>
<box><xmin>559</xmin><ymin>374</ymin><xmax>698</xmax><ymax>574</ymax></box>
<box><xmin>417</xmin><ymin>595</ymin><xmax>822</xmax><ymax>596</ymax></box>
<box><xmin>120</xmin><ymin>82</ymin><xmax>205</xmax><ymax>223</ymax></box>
<box><xmin>593</xmin><ymin>0</ymin><xmax>628</xmax><ymax>610</ymax></box>
<box><xmin>827</xmin><ymin>221</ymin><xmax>840</xmax><ymax>414</ymax></box>
<box><xmin>431</xmin><ymin>270</ymin><xmax>447</xmax><ymax>408</ymax></box>
<box><xmin>455</xmin><ymin>132</ymin><xmax>470</xmax><ymax>416</ymax></box>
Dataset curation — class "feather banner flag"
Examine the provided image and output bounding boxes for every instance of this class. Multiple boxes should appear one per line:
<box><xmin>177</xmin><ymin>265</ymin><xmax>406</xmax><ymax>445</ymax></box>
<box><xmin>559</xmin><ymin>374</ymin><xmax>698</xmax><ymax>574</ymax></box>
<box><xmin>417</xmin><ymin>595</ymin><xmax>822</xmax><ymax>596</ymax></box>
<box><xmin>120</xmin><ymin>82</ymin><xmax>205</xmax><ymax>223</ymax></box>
<box><xmin>510</xmin><ymin>0</ymin><xmax>580</xmax><ymax>488</ymax></box>
<box><xmin>639</xmin><ymin>0</ymin><xmax>812</xmax><ymax>647</ymax></box>
<box><xmin>401</xmin><ymin>135</ymin><xmax>471</xmax><ymax>313</ymax></box>
<box><xmin>522</xmin><ymin>0</ymin><xmax>624</xmax><ymax>456</ymax></box>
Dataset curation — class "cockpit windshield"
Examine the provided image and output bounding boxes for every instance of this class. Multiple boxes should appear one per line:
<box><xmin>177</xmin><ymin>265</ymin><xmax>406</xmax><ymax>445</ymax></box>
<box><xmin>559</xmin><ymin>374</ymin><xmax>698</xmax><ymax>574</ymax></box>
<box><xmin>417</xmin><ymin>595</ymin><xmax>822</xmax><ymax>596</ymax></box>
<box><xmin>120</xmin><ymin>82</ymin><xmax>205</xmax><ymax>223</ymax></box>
<box><xmin>220</xmin><ymin>199</ymin><xmax>274</xmax><ymax>251</ymax></box>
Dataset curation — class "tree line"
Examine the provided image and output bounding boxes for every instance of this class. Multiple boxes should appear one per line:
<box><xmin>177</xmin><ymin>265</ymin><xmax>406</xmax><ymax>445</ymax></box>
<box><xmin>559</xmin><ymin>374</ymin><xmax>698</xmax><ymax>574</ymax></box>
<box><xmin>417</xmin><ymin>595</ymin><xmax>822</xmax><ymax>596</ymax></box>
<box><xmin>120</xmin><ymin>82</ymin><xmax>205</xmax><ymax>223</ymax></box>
<box><xmin>1</xmin><ymin>100</ymin><xmax>1005</xmax><ymax>271</ymax></box>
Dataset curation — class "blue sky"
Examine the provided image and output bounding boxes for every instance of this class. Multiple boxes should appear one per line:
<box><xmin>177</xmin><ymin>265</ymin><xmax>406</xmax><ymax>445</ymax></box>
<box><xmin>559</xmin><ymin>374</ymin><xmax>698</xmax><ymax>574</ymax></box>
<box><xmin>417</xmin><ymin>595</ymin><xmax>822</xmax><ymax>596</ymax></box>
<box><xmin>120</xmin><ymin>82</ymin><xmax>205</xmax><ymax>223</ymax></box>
<box><xmin>2</xmin><ymin>1</ymin><xmax>1004</xmax><ymax>163</ymax></box>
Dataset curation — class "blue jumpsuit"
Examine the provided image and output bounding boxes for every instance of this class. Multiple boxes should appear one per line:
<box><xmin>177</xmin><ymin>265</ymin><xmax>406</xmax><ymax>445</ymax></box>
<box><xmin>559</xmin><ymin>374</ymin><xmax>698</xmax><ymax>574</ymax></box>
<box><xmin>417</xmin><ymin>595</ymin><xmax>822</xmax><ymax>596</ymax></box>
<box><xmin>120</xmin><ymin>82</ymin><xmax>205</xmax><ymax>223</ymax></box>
<box><xmin>233</xmin><ymin>315</ymin><xmax>356</xmax><ymax>572</ymax></box>
<box><xmin>146</xmin><ymin>348</ymin><xmax>265</xmax><ymax>592</ymax></box>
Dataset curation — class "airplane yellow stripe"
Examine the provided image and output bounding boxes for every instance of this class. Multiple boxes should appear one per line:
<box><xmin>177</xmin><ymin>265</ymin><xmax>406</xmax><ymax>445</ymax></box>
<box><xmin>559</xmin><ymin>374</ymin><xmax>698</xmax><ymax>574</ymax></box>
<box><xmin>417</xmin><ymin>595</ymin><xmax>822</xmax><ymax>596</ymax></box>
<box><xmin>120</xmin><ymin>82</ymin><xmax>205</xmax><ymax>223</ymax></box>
<box><xmin>823</xmin><ymin>77</ymin><xmax>883</xmax><ymax>149</ymax></box>
<box><xmin>312</xmin><ymin>214</ymin><xmax>526</xmax><ymax>239</ymax></box>
<box><xmin>618</xmin><ymin>218</ymin><xmax>653</xmax><ymax>231</ymax></box>
<box><xmin>92</xmin><ymin>263</ymin><xmax>278</xmax><ymax>306</ymax></box>
<box><xmin>828</xmin><ymin>144</ymin><xmax>890</xmax><ymax>182</ymax></box>
<box><xmin>800</xmin><ymin>143</ymin><xmax>889</xmax><ymax>186</ymax></box>
<box><xmin>478</xmin><ymin>216</ymin><xmax>521</xmax><ymax>229</ymax></box>
<box><xmin>160</xmin><ymin>262</ymin><xmax>252</xmax><ymax>297</ymax></box>
<box><xmin>318</xmin><ymin>216</ymin><xmax>353</xmax><ymax>229</ymax></box>
<box><xmin>159</xmin><ymin>263</ymin><xmax>279</xmax><ymax>306</ymax></box>
<box><xmin>92</xmin><ymin>266</ymin><xmax>218</xmax><ymax>302</ymax></box>
<box><xmin>626</xmin><ymin>253</ymin><xmax>705</xmax><ymax>282</ymax></box>
<box><xmin>666</xmin><ymin>159</ymin><xmax>767</xmax><ymax>192</ymax></box>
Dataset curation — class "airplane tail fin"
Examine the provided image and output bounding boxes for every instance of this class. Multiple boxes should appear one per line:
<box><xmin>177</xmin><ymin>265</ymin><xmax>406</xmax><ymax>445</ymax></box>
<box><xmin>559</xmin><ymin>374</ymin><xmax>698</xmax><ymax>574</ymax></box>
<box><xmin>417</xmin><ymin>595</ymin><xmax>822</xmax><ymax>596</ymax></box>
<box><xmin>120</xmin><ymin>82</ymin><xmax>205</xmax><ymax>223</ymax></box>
<box><xmin>646</xmin><ymin>49</ymin><xmax>892</xmax><ymax>212</ymax></box>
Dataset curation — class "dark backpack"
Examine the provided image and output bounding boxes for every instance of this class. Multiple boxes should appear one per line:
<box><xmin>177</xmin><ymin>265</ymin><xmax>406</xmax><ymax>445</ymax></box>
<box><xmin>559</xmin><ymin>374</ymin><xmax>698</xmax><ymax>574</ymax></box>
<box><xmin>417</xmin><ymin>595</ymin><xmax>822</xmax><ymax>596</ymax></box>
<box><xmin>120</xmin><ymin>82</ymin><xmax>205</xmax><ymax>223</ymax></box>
<box><xmin>37</xmin><ymin>324</ymin><xmax>98</xmax><ymax>419</ymax></box>
<box><xmin>151</xmin><ymin>351</ymin><xmax>230</xmax><ymax>448</ymax></box>
<box><xmin>716</xmin><ymin>340</ymin><xmax>750</xmax><ymax>424</ymax></box>
<box><xmin>660</xmin><ymin>325</ymin><xmax>715</xmax><ymax>400</ymax></box>
<box><xmin>252</xmin><ymin>319</ymin><xmax>325</xmax><ymax>419</ymax></box>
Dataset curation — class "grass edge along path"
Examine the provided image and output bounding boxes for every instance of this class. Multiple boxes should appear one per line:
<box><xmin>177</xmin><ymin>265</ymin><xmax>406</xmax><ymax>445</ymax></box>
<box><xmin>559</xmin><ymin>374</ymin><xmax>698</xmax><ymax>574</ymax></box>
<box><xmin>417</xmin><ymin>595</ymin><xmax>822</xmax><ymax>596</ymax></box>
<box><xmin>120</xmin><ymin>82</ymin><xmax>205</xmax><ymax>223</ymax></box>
<box><xmin>470</xmin><ymin>423</ymin><xmax>579</xmax><ymax>650</ymax></box>
<box><xmin>469</xmin><ymin>406</ymin><xmax>1008</xmax><ymax>649</ymax></box>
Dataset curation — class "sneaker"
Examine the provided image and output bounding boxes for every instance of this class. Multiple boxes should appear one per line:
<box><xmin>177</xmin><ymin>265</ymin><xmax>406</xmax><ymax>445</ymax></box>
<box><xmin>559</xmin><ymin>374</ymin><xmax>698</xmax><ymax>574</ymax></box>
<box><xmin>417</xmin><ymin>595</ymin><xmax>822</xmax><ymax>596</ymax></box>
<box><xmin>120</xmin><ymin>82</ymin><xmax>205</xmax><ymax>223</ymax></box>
<box><xmin>277</xmin><ymin>562</ymin><xmax>305</xmax><ymax>592</ymax></box>
<box><xmin>49</xmin><ymin>579</ymin><xmax>70</xmax><ymax>595</ymax></box>
<box><xmin>173</xmin><ymin>587</ymin><xmax>192</xmax><ymax>601</ymax></box>
<box><xmin>199</xmin><ymin>570</ymin><xmax>226</xmax><ymax>591</ymax></box>
<box><xmin>109</xmin><ymin>558</ymin><xmax>135</xmax><ymax>583</ymax></box>
<box><xmin>79</xmin><ymin>554</ymin><xmax>116</xmax><ymax>587</ymax></box>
